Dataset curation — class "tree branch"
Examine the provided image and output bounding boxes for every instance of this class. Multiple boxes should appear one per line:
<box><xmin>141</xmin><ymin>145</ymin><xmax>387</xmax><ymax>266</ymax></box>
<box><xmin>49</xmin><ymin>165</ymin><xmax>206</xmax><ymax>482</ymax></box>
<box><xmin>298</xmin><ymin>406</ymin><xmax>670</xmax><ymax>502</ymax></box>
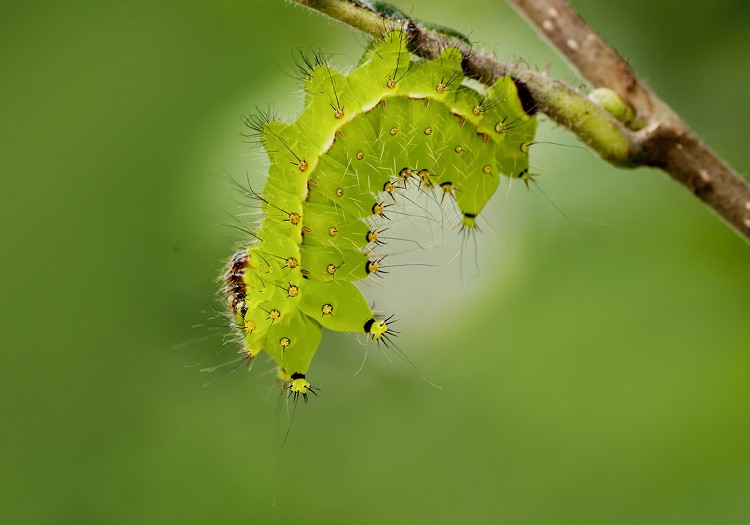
<box><xmin>509</xmin><ymin>0</ymin><xmax>750</xmax><ymax>241</ymax></box>
<box><xmin>288</xmin><ymin>0</ymin><xmax>750</xmax><ymax>242</ymax></box>
<box><xmin>508</xmin><ymin>0</ymin><xmax>655</xmax><ymax>122</ymax></box>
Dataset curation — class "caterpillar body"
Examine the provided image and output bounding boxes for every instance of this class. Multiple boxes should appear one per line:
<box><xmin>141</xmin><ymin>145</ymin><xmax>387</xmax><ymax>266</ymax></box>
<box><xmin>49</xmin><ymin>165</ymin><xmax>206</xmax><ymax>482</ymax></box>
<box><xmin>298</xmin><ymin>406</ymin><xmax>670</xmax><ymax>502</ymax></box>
<box><xmin>224</xmin><ymin>31</ymin><xmax>537</xmax><ymax>400</ymax></box>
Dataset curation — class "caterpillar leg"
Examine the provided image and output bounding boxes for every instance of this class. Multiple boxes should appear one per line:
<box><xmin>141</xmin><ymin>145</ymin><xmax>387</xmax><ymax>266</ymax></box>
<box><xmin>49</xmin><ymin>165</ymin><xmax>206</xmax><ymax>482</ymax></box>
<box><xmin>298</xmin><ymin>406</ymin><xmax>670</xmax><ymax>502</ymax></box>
<box><xmin>278</xmin><ymin>368</ymin><xmax>318</xmax><ymax>403</ymax></box>
<box><xmin>365</xmin><ymin>315</ymin><xmax>398</xmax><ymax>348</ymax></box>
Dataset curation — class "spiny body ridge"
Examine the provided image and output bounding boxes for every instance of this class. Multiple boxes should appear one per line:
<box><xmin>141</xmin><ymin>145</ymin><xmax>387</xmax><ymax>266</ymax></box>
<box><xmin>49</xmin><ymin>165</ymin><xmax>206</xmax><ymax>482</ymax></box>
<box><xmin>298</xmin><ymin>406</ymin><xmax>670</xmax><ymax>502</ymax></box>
<box><xmin>224</xmin><ymin>30</ymin><xmax>537</xmax><ymax>398</ymax></box>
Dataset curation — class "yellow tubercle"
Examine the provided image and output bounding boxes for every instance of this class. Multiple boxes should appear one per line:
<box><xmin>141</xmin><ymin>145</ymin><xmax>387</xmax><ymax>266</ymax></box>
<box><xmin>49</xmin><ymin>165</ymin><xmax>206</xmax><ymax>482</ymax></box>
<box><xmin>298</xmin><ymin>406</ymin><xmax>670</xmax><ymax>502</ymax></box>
<box><xmin>291</xmin><ymin>377</ymin><xmax>311</xmax><ymax>394</ymax></box>
<box><xmin>279</xmin><ymin>369</ymin><xmax>313</xmax><ymax>396</ymax></box>
<box><xmin>368</xmin><ymin>320</ymin><xmax>388</xmax><ymax>339</ymax></box>
<box><xmin>461</xmin><ymin>214</ymin><xmax>477</xmax><ymax>229</ymax></box>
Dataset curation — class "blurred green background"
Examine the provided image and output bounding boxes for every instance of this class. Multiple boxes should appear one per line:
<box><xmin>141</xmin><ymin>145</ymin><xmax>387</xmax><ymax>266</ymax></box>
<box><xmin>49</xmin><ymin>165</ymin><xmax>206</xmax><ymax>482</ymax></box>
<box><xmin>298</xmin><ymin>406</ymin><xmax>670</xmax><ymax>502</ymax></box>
<box><xmin>2</xmin><ymin>0</ymin><xmax>749</xmax><ymax>523</ymax></box>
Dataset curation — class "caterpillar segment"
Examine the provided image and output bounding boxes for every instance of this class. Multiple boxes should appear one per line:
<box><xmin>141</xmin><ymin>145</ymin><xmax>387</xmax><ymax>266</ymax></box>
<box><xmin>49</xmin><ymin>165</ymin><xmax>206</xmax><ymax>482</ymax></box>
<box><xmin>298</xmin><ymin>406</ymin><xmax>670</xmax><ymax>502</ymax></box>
<box><xmin>226</xmin><ymin>30</ymin><xmax>536</xmax><ymax>398</ymax></box>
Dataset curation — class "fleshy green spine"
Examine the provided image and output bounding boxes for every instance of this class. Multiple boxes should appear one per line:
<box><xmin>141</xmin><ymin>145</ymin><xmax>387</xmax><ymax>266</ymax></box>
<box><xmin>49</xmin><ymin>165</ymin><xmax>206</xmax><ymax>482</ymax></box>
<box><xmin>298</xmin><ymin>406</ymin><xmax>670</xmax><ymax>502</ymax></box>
<box><xmin>226</xmin><ymin>31</ymin><xmax>537</xmax><ymax>398</ymax></box>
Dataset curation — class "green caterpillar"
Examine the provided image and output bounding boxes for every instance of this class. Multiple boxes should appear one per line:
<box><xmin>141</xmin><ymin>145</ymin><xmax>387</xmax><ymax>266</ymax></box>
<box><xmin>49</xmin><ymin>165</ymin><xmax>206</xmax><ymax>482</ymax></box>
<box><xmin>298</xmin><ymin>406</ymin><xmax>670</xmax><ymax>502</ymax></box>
<box><xmin>224</xmin><ymin>30</ymin><xmax>536</xmax><ymax>401</ymax></box>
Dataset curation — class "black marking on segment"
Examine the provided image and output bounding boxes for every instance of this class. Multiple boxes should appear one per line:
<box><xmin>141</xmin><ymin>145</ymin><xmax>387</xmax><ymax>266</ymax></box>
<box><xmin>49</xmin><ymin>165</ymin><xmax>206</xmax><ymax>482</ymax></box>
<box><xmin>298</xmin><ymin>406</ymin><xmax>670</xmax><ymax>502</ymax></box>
<box><xmin>513</xmin><ymin>80</ymin><xmax>537</xmax><ymax>116</ymax></box>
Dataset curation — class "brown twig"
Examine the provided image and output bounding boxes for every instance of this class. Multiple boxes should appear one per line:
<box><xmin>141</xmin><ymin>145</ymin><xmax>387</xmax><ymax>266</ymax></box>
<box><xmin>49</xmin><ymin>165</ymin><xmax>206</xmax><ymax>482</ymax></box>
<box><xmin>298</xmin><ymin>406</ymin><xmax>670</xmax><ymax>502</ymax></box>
<box><xmin>509</xmin><ymin>0</ymin><xmax>750</xmax><ymax>241</ymax></box>
<box><xmin>289</xmin><ymin>0</ymin><xmax>750</xmax><ymax>242</ymax></box>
